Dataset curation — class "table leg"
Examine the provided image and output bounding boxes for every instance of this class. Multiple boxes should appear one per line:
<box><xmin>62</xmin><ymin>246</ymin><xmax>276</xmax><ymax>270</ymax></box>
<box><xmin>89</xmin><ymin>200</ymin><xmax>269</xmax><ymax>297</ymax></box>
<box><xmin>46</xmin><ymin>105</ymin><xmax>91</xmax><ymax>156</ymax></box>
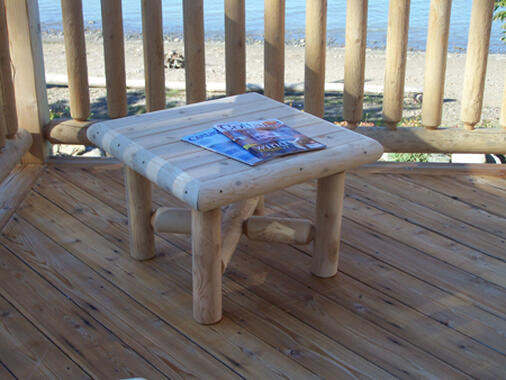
<box><xmin>312</xmin><ymin>171</ymin><xmax>346</xmax><ymax>278</ymax></box>
<box><xmin>125</xmin><ymin>167</ymin><xmax>155</xmax><ymax>260</ymax></box>
<box><xmin>192</xmin><ymin>208</ymin><xmax>222</xmax><ymax>324</ymax></box>
<box><xmin>254</xmin><ymin>195</ymin><xmax>265</xmax><ymax>216</ymax></box>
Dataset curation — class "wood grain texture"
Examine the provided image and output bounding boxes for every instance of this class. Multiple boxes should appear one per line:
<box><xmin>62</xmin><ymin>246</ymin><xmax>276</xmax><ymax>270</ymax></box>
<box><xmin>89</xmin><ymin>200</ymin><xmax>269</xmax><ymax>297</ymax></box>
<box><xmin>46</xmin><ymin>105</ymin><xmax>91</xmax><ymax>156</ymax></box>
<box><xmin>312</xmin><ymin>172</ymin><xmax>345</xmax><ymax>277</ymax></box>
<box><xmin>0</xmin><ymin>295</ymin><xmax>89</xmax><ymax>379</ymax></box>
<box><xmin>0</xmin><ymin>0</ymin><xmax>17</xmax><ymax>138</ymax></box>
<box><xmin>244</xmin><ymin>216</ymin><xmax>314</xmax><ymax>245</ymax></box>
<box><xmin>304</xmin><ymin>0</ymin><xmax>327</xmax><ymax>118</ymax></box>
<box><xmin>221</xmin><ymin>197</ymin><xmax>259</xmax><ymax>272</ymax></box>
<box><xmin>192</xmin><ymin>208</ymin><xmax>222</xmax><ymax>324</ymax></box>
<box><xmin>225</xmin><ymin>0</ymin><xmax>246</xmax><ymax>96</ymax></box>
<box><xmin>183</xmin><ymin>0</ymin><xmax>206</xmax><ymax>104</ymax></box>
<box><xmin>125</xmin><ymin>167</ymin><xmax>155</xmax><ymax>260</ymax></box>
<box><xmin>61</xmin><ymin>0</ymin><xmax>90</xmax><ymax>121</ymax></box>
<box><xmin>4</xmin><ymin>0</ymin><xmax>49</xmax><ymax>163</ymax></box>
<box><xmin>264</xmin><ymin>0</ymin><xmax>285</xmax><ymax>102</ymax></box>
<box><xmin>343</xmin><ymin>0</ymin><xmax>367</xmax><ymax>128</ymax></box>
<box><xmin>421</xmin><ymin>0</ymin><xmax>451</xmax><ymax>129</ymax></box>
<box><xmin>0</xmin><ymin>164</ymin><xmax>42</xmax><ymax>231</ymax></box>
<box><xmin>141</xmin><ymin>0</ymin><xmax>165</xmax><ymax>111</ymax></box>
<box><xmin>382</xmin><ymin>0</ymin><xmax>410</xmax><ymax>129</ymax></box>
<box><xmin>101</xmin><ymin>0</ymin><xmax>127</xmax><ymax>118</ymax></box>
<box><xmin>0</xmin><ymin>129</ymin><xmax>33</xmax><ymax>184</ymax></box>
<box><xmin>45</xmin><ymin>118</ymin><xmax>94</xmax><ymax>145</ymax></box>
<box><xmin>460</xmin><ymin>0</ymin><xmax>494</xmax><ymax>130</ymax></box>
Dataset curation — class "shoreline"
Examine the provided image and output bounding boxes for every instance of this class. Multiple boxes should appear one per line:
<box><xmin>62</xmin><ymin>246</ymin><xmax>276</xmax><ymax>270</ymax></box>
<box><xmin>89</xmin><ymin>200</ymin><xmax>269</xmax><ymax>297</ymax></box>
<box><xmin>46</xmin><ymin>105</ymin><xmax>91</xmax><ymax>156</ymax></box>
<box><xmin>42</xmin><ymin>31</ymin><xmax>505</xmax><ymax>127</ymax></box>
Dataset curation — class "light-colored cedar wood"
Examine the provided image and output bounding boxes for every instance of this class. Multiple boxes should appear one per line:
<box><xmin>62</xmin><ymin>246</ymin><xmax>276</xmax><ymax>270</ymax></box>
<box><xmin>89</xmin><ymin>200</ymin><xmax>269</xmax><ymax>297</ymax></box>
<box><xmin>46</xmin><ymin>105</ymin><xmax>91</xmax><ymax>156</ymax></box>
<box><xmin>0</xmin><ymin>363</ymin><xmax>14</xmax><ymax>379</ymax></box>
<box><xmin>0</xmin><ymin>164</ymin><xmax>42</xmax><ymax>231</ymax></box>
<box><xmin>0</xmin><ymin>242</ymin><xmax>165</xmax><ymax>379</ymax></box>
<box><xmin>501</xmin><ymin>74</ymin><xmax>506</xmax><ymax>129</ymax></box>
<box><xmin>19</xmin><ymin>188</ymin><xmax>320</xmax><ymax>379</ymax></box>
<box><xmin>355</xmin><ymin>125</ymin><xmax>506</xmax><ymax>154</ymax></box>
<box><xmin>254</xmin><ymin>196</ymin><xmax>265</xmax><ymax>215</ymax></box>
<box><xmin>4</xmin><ymin>0</ymin><xmax>49</xmax><ymax>163</ymax></box>
<box><xmin>141</xmin><ymin>0</ymin><xmax>165</xmax><ymax>111</ymax></box>
<box><xmin>192</xmin><ymin>208</ymin><xmax>222</xmax><ymax>324</ymax></box>
<box><xmin>421</xmin><ymin>0</ymin><xmax>451</xmax><ymax>129</ymax></box>
<box><xmin>0</xmin><ymin>0</ymin><xmax>17</xmax><ymax>138</ymax></box>
<box><xmin>63</xmin><ymin>165</ymin><xmax>506</xmax><ymax>375</ymax></box>
<box><xmin>460</xmin><ymin>0</ymin><xmax>495</xmax><ymax>130</ymax></box>
<box><xmin>100</xmin><ymin>0</ymin><xmax>127</xmax><ymax>119</ymax></box>
<box><xmin>382</xmin><ymin>0</ymin><xmax>410</xmax><ymax>129</ymax></box>
<box><xmin>45</xmin><ymin>118</ymin><xmax>94</xmax><ymax>145</ymax></box>
<box><xmin>353</xmin><ymin>161</ymin><xmax>506</xmax><ymax>176</ymax></box>
<box><xmin>224</xmin><ymin>0</ymin><xmax>246</xmax><ymax>96</ymax></box>
<box><xmin>221</xmin><ymin>197</ymin><xmax>259</xmax><ymax>272</ymax></box>
<box><xmin>87</xmin><ymin>93</ymin><xmax>383</xmax><ymax>211</ymax></box>
<box><xmin>244</xmin><ymin>215</ymin><xmax>314</xmax><ymax>245</ymax></box>
<box><xmin>2</xmin><ymin>212</ymin><xmax>238</xmax><ymax>379</ymax></box>
<box><xmin>125</xmin><ymin>167</ymin><xmax>155</xmax><ymax>260</ymax></box>
<box><xmin>312</xmin><ymin>172</ymin><xmax>345</xmax><ymax>277</ymax></box>
<box><xmin>183</xmin><ymin>0</ymin><xmax>206</xmax><ymax>104</ymax></box>
<box><xmin>0</xmin><ymin>295</ymin><xmax>89</xmax><ymax>379</ymax></box>
<box><xmin>304</xmin><ymin>0</ymin><xmax>327</xmax><ymax>118</ymax></box>
<box><xmin>60</xmin><ymin>0</ymin><xmax>90</xmax><ymax>121</ymax></box>
<box><xmin>264</xmin><ymin>0</ymin><xmax>285</xmax><ymax>102</ymax></box>
<box><xmin>151</xmin><ymin>207</ymin><xmax>191</xmax><ymax>234</ymax></box>
<box><xmin>453</xmin><ymin>175</ymin><xmax>506</xmax><ymax>198</ymax></box>
<box><xmin>343</xmin><ymin>0</ymin><xmax>367</xmax><ymax>129</ymax></box>
<box><xmin>0</xmin><ymin>129</ymin><xmax>33</xmax><ymax>184</ymax></box>
<box><xmin>47</xmin><ymin>156</ymin><xmax>121</xmax><ymax>167</ymax></box>
<box><xmin>346</xmin><ymin>175</ymin><xmax>506</xmax><ymax>260</ymax></box>
<box><xmin>39</xmin><ymin>168</ymin><xmax>387</xmax><ymax>379</ymax></box>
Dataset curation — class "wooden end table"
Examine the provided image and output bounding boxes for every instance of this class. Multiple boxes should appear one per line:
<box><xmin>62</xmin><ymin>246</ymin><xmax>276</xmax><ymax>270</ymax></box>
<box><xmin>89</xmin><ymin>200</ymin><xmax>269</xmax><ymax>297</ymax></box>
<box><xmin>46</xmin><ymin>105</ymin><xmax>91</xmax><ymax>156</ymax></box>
<box><xmin>87</xmin><ymin>93</ymin><xmax>383</xmax><ymax>324</ymax></box>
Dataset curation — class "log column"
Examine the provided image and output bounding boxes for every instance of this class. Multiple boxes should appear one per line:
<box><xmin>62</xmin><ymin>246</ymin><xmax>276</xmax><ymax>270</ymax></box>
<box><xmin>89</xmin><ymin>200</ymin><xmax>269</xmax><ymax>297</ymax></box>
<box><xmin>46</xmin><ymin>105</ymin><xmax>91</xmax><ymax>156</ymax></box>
<box><xmin>192</xmin><ymin>208</ymin><xmax>222</xmax><ymax>324</ymax></box>
<box><xmin>125</xmin><ymin>168</ymin><xmax>155</xmax><ymax>261</ymax></box>
<box><xmin>312</xmin><ymin>172</ymin><xmax>345</xmax><ymax>278</ymax></box>
<box><xmin>460</xmin><ymin>0</ymin><xmax>494</xmax><ymax>130</ymax></box>
<box><xmin>264</xmin><ymin>0</ymin><xmax>285</xmax><ymax>102</ymax></box>
<box><xmin>225</xmin><ymin>0</ymin><xmax>246</xmax><ymax>96</ymax></box>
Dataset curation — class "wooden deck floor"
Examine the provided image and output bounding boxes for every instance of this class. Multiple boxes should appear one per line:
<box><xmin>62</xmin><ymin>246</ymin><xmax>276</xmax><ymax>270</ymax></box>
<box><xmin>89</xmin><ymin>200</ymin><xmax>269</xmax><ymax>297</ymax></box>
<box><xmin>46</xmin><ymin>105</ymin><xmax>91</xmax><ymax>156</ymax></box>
<box><xmin>0</xmin><ymin>164</ymin><xmax>504</xmax><ymax>379</ymax></box>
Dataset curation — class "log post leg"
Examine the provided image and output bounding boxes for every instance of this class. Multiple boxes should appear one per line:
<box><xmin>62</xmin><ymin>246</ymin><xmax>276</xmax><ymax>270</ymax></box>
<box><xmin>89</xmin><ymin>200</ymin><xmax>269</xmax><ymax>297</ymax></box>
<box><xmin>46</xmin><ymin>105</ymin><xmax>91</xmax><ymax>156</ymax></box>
<box><xmin>311</xmin><ymin>172</ymin><xmax>346</xmax><ymax>278</ymax></box>
<box><xmin>125</xmin><ymin>167</ymin><xmax>155</xmax><ymax>260</ymax></box>
<box><xmin>192</xmin><ymin>208</ymin><xmax>222</xmax><ymax>324</ymax></box>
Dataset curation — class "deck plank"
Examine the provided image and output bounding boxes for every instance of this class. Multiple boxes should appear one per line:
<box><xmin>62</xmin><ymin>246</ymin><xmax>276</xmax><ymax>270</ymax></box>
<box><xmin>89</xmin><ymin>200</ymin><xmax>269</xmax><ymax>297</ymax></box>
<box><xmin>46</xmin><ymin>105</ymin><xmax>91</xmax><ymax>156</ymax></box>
<box><xmin>0</xmin><ymin>295</ymin><xmax>90</xmax><ymax>379</ymax></box>
<box><xmin>0</xmin><ymin>239</ymin><xmax>165</xmax><ymax>379</ymax></box>
<box><xmin>1</xmin><ymin>165</ymin><xmax>505</xmax><ymax>378</ymax></box>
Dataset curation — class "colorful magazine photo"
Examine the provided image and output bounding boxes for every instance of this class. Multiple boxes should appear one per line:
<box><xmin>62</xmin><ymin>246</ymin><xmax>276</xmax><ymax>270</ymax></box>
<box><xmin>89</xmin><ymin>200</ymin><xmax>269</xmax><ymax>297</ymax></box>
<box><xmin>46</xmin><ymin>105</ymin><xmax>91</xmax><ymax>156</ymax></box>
<box><xmin>214</xmin><ymin>119</ymin><xmax>326</xmax><ymax>160</ymax></box>
<box><xmin>181</xmin><ymin>127</ymin><xmax>263</xmax><ymax>166</ymax></box>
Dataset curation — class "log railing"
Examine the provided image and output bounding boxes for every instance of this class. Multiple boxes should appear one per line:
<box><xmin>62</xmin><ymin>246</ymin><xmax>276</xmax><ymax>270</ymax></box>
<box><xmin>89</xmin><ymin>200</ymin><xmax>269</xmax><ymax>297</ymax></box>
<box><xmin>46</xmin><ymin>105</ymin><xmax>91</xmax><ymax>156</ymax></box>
<box><xmin>1</xmin><ymin>0</ymin><xmax>505</xmax><ymax>181</ymax></box>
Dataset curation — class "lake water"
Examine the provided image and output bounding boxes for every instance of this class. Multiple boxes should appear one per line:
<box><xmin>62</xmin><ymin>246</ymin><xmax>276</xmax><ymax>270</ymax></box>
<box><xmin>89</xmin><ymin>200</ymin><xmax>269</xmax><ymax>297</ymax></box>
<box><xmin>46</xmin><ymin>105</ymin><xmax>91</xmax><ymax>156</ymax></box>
<box><xmin>38</xmin><ymin>0</ymin><xmax>505</xmax><ymax>53</ymax></box>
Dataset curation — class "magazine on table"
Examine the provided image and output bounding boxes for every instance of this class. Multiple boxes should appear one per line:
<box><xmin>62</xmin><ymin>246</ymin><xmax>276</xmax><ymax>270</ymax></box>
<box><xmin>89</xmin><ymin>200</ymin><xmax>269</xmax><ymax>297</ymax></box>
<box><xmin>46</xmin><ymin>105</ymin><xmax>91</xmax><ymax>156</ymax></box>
<box><xmin>181</xmin><ymin>119</ymin><xmax>326</xmax><ymax>166</ymax></box>
<box><xmin>214</xmin><ymin>119</ymin><xmax>326</xmax><ymax>160</ymax></box>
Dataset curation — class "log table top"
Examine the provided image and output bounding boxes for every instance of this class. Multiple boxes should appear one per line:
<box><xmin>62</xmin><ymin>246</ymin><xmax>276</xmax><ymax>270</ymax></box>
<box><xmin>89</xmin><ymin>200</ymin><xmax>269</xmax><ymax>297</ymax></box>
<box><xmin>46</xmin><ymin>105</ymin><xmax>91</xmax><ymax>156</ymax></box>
<box><xmin>87</xmin><ymin>93</ymin><xmax>383</xmax><ymax>211</ymax></box>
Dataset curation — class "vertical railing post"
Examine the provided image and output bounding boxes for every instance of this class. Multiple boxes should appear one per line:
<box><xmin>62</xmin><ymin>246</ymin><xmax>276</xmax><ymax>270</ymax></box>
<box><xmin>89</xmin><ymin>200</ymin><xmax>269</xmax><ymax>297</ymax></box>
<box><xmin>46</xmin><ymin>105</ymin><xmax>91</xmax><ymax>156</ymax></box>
<box><xmin>4</xmin><ymin>0</ymin><xmax>49</xmax><ymax>163</ymax></box>
<box><xmin>225</xmin><ymin>0</ymin><xmax>246</xmax><ymax>96</ymax></box>
<box><xmin>460</xmin><ymin>0</ymin><xmax>494</xmax><ymax>130</ymax></box>
<box><xmin>382</xmin><ymin>0</ymin><xmax>410</xmax><ymax>130</ymax></box>
<box><xmin>101</xmin><ymin>0</ymin><xmax>127</xmax><ymax>119</ymax></box>
<box><xmin>304</xmin><ymin>0</ymin><xmax>327</xmax><ymax>118</ymax></box>
<box><xmin>0</xmin><ymin>0</ymin><xmax>17</xmax><ymax>141</ymax></box>
<box><xmin>141</xmin><ymin>0</ymin><xmax>165</xmax><ymax>112</ymax></box>
<box><xmin>343</xmin><ymin>0</ymin><xmax>367</xmax><ymax>129</ymax></box>
<box><xmin>61</xmin><ymin>0</ymin><xmax>90</xmax><ymax>121</ymax></box>
<box><xmin>421</xmin><ymin>0</ymin><xmax>451</xmax><ymax>129</ymax></box>
<box><xmin>183</xmin><ymin>0</ymin><xmax>206</xmax><ymax>104</ymax></box>
<box><xmin>501</xmin><ymin>75</ymin><xmax>506</xmax><ymax>130</ymax></box>
<box><xmin>264</xmin><ymin>0</ymin><xmax>285</xmax><ymax>103</ymax></box>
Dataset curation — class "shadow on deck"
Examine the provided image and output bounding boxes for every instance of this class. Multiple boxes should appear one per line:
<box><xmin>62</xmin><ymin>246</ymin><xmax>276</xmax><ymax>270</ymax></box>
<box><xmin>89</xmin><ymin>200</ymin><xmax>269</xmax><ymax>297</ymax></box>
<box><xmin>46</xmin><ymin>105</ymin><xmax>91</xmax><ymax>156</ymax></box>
<box><xmin>0</xmin><ymin>164</ymin><xmax>504</xmax><ymax>379</ymax></box>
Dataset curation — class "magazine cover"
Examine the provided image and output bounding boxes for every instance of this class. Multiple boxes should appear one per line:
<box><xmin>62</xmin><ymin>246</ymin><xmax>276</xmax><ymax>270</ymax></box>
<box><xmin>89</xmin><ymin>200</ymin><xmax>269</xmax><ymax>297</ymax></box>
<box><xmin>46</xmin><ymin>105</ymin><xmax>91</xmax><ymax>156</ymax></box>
<box><xmin>214</xmin><ymin>119</ymin><xmax>326</xmax><ymax>160</ymax></box>
<box><xmin>181</xmin><ymin>128</ymin><xmax>263</xmax><ymax>166</ymax></box>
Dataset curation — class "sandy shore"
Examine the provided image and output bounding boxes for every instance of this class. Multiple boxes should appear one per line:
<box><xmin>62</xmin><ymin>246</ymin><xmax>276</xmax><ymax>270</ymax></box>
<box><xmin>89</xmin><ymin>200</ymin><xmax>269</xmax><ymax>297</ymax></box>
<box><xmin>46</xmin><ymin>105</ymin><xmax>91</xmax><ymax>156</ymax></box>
<box><xmin>42</xmin><ymin>32</ymin><xmax>505</xmax><ymax>127</ymax></box>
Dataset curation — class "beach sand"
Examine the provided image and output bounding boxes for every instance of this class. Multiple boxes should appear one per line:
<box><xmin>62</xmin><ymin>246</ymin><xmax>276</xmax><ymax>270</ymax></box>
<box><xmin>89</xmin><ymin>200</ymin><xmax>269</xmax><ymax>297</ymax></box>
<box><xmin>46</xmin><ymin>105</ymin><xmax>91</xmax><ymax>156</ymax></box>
<box><xmin>42</xmin><ymin>32</ymin><xmax>505</xmax><ymax>127</ymax></box>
